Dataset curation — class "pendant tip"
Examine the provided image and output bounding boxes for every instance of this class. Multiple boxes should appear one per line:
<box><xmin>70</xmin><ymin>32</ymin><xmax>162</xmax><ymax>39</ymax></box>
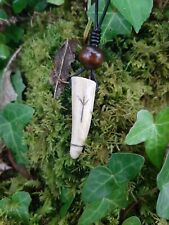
<box><xmin>70</xmin><ymin>145</ymin><xmax>83</xmax><ymax>159</ymax></box>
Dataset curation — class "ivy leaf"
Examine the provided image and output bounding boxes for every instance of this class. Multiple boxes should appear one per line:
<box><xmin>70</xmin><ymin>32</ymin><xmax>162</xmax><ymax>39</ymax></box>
<box><xmin>156</xmin><ymin>154</ymin><xmax>169</xmax><ymax>220</ymax></box>
<box><xmin>82</xmin><ymin>153</ymin><xmax>144</xmax><ymax>204</ymax></box>
<box><xmin>122</xmin><ymin>216</ymin><xmax>141</xmax><ymax>225</ymax></box>
<box><xmin>111</xmin><ymin>0</ymin><xmax>153</xmax><ymax>33</ymax></box>
<box><xmin>80</xmin><ymin>153</ymin><xmax>144</xmax><ymax>224</ymax></box>
<box><xmin>156</xmin><ymin>182</ymin><xmax>169</xmax><ymax>219</ymax></box>
<box><xmin>79</xmin><ymin>185</ymin><xmax>128</xmax><ymax>225</ymax></box>
<box><xmin>125</xmin><ymin>110</ymin><xmax>153</xmax><ymax>145</ymax></box>
<box><xmin>82</xmin><ymin>166</ymin><xmax>115</xmax><ymax>203</ymax></box>
<box><xmin>12</xmin><ymin>0</ymin><xmax>28</xmax><ymax>14</ymax></box>
<box><xmin>0</xmin><ymin>191</ymin><xmax>31</xmax><ymax>224</ymax></box>
<box><xmin>145</xmin><ymin>108</ymin><xmax>169</xmax><ymax>168</ymax></box>
<box><xmin>125</xmin><ymin>108</ymin><xmax>169</xmax><ymax>168</ymax></box>
<box><xmin>157</xmin><ymin>153</ymin><xmax>169</xmax><ymax>190</ymax></box>
<box><xmin>47</xmin><ymin>0</ymin><xmax>64</xmax><ymax>6</ymax></box>
<box><xmin>11</xmin><ymin>70</ymin><xmax>25</xmax><ymax>102</ymax></box>
<box><xmin>87</xmin><ymin>0</ymin><xmax>132</xmax><ymax>43</ymax></box>
<box><xmin>101</xmin><ymin>11</ymin><xmax>132</xmax><ymax>43</ymax></box>
<box><xmin>0</xmin><ymin>103</ymin><xmax>34</xmax><ymax>164</ymax></box>
<box><xmin>108</xmin><ymin>153</ymin><xmax>144</xmax><ymax>184</ymax></box>
<box><xmin>78</xmin><ymin>198</ymin><xmax>114</xmax><ymax>225</ymax></box>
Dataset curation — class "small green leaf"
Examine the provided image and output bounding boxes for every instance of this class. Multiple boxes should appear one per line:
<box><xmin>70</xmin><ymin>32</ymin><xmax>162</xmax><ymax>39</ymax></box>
<box><xmin>79</xmin><ymin>185</ymin><xmax>128</xmax><ymax>225</ymax></box>
<box><xmin>0</xmin><ymin>191</ymin><xmax>31</xmax><ymax>224</ymax></box>
<box><xmin>125</xmin><ymin>110</ymin><xmax>153</xmax><ymax>145</ymax></box>
<box><xmin>122</xmin><ymin>216</ymin><xmax>141</xmax><ymax>225</ymax></box>
<box><xmin>0</xmin><ymin>103</ymin><xmax>34</xmax><ymax>164</ymax></box>
<box><xmin>11</xmin><ymin>70</ymin><xmax>25</xmax><ymax>102</ymax></box>
<box><xmin>59</xmin><ymin>188</ymin><xmax>75</xmax><ymax>218</ymax></box>
<box><xmin>82</xmin><ymin>154</ymin><xmax>143</xmax><ymax>205</ymax></box>
<box><xmin>101</xmin><ymin>11</ymin><xmax>132</xmax><ymax>43</ymax></box>
<box><xmin>145</xmin><ymin>107</ymin><xmax>169</xmax><ymax>168</ymax></box>
<box><xmin>82</xmin><ymin>166</ymin><xmax>115</xmax><ymax>203</ymax></box>
<box><xmin>156</xmin><ymin>182</ymin><xmax>169</xmax><ymax>219</ymax></box>
<box><xmin>0</xmin><ymin>44</ymin><xmax>10</xmax><ymax>60</ymax></box>
<box><xmin>111</xmin><ymin>0</ymin><xmax>153</xmax><ymax>33</ymax></box>
<box><xmin>12</xmin><ymin>0</ymin><xmax>28</xmax><ymax>13</ymax></box>
<box><xmin>87</xmin><ymin>0</ymin><xmax>132</xmax><ymax>43</ymax></box>
<box><xmin>80</xmin><ymin>152</ymin><xmax>145</xmax><ymax>224</ymax></box>
<box><xmin>157</xmin><ymin>153</ymin><xmax>169</xmax><ymax>190</ymax></box>
<box><xmin>125</xmin><ymin>108</ymin><xmax>169</xmax><ymax>168</ymax></box>
<box><xmin>47</xmin><ymin>0</ymin><xmax>64</xmax><ymax>6</ymax></box>
<box><xmin>108</xmin><ymin>153</ymin><xmax>144</xmax><ymax>183</ymax></box>
<box><xmin>78</xmin><ymin>198</ymin><xmax>113</xmax><ymax>225</ymax></box>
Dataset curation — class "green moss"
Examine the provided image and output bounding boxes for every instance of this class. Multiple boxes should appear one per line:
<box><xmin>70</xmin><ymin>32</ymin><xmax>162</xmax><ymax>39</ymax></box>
<box><xmin>5</xmin><ymin>5</ymin><xmax>169</xmax><ymax>225</ymax></box>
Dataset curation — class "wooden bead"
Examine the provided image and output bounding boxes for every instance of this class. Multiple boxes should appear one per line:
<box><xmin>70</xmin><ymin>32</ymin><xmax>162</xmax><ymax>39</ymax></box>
<box><xmin>79</xmin><ymin>46</ymin><xmax>104</xmax><ymax>69</ymax></box>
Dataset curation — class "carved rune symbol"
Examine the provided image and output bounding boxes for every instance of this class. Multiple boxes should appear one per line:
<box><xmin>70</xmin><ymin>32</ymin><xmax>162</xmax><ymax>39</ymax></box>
<box><xmin>78</xmin><ymin>96</ymin><xmax>89</xmax><ymax>122</ymax></box>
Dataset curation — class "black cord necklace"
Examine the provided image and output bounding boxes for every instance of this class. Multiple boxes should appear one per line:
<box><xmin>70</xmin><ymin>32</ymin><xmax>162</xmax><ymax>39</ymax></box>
<box><xmin>69</xmin><ymin>0</ymin><xmax>111</xmax><ymax>159</ymax></box>
<box><xmin>72</xmin><ymin>0</ymin><xmax>110</xmax><ymax>82</ymax></box>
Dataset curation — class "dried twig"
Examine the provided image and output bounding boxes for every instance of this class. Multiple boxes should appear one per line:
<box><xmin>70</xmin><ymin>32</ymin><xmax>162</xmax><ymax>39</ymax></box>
<box><xmin>7</xmin><ymin>150</ymin><xmax>32</xmax><ymax>180</ymax></box>
<box><xmin>4</xmin><ymin>46</ymin><xmax>22</xmax><ymax>73</ymax></box>
<box><xmin>54</xmin><ymin>40</ymin><xmax>69</xmax><ymax>98</ymax></box>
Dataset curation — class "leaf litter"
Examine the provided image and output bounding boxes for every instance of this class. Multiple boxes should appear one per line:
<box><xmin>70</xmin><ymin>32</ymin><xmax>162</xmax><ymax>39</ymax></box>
<box><xmin>50</xmin><ymin>39</ymin><xmax>78</xmax><ymax>98</ymax></box>
<box><xmin>0</xmin><ymin>47</ymin><xmax>22</xmax><ymax>110</ymax></box>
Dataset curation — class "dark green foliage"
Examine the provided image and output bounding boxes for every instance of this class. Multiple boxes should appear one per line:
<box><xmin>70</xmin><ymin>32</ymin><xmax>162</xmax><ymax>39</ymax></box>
<box><xmin>0</xmin><ymin>191</ymin><xmax>31</xmax><ymax>224</ymax></box>
<box><xmin>88</xmin><ymin>0</ymin><xmax>153</xmax><ymax>43</ymax></box>
<box><xmin>79</xmin><ymin>153</ymin><xmax>144</xmax><ymax>225</ymax></box>
<box><xmin>125</xmin><ymin>108</ymin><xmax>169</xmax><ymax>168</ymax></box>
<box><xmin>0</xmin><ymin>0</ymin><xmax>48</xmax><ymax>69</ymax></box>
<box><xmin>1</xmin><ymin>2</ymin><xmax>169</xmax><ymax>224</ymax></box>
<box><xmin>122</xmin><ymin>216</ymin><xmax>141</xmax><ymax>225</ymax></box>
<box><xmin>156</xmin><ymin>153</ymin><xmax>169</xmax><ymax>219</ymax></box>
<box><xmin>0</xmin><ymin>103</ymin><xmax>34</xmax><ymax>164</ymax></box>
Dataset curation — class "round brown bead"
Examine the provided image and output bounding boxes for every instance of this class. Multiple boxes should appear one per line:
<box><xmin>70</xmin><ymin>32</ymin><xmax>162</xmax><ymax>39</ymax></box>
<box><xmin>79</xmin><ymin>46</ymin><xmax>104</xmax><ymax>69</ymax></box>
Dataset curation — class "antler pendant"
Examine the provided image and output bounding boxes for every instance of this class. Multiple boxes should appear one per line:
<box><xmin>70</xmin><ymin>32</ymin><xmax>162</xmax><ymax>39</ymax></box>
<box><xmin>70</xmin><ymin>77</ymin><xmax>96</xmax><ymax>159</ymax></box>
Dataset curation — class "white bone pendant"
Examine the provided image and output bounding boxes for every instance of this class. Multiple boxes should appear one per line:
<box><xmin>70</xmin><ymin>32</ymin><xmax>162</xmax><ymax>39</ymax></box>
<box><xmin>70</xmin><ymin>77</ymin><xmax>96</xmax><ymax>159</ymax></box>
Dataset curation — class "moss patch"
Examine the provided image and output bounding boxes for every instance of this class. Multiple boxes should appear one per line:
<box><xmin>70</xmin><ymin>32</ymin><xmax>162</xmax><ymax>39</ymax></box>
<box><xmin>4</xmin><ymin>4</ymin><xmax>169</xmax><ymax>225</ymax></box>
